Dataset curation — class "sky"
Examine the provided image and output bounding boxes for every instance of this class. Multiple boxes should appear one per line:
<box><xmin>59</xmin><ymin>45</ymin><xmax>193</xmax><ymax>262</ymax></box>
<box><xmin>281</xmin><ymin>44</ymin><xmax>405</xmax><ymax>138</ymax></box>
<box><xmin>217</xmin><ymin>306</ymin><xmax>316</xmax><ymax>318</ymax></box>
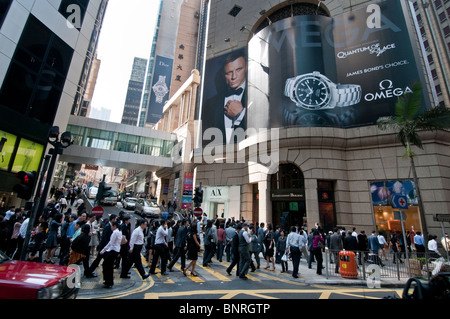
<box><xmin>90</xmin><ymin>0</ymin><xmax>160</xmax><ymax>123</ymax></box>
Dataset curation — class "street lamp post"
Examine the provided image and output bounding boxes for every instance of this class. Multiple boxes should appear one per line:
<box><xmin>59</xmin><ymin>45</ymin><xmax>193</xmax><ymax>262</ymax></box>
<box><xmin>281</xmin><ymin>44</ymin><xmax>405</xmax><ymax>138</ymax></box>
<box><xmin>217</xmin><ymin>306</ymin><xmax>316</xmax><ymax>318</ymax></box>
<box><xmin>20</xmin><ymin>126</ymin><xmax>72</xmax><ymax>261</ymax></box>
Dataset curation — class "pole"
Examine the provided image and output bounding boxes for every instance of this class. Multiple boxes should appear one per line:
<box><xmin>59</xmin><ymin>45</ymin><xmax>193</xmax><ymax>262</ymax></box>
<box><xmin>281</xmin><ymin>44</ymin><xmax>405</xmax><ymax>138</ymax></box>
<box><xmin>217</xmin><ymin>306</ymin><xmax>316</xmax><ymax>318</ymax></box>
<box><xmin>441</xmin><ymin>222</ymin><xmax>449</xmax><ymax>262</ymax></box>
<box><xmin>20</xmin><ymin>155</ymin><xmax>51</xmax><ymax>261</ymax></box>
<box><xmin>399</xmin><ymin>209</ymin><xmax>411</xmax><ymax>278</ymax></box>
<box><xmin>36</xmin><ymin>146</ymin><xmax>60</xmax><ymax>216</ymax></box>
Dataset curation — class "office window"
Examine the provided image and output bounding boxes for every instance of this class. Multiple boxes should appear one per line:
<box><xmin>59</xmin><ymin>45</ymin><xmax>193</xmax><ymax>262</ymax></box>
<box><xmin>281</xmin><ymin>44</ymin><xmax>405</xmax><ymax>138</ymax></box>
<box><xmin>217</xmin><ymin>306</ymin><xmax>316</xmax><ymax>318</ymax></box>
<box><xmin>0</xmin><ymin>15</ymin><xmax>74</xmax><ymax>124</ymax></box>
<box><xmin>0</xmin><ymin>0</ymin><xmax>12</xmax><ymax>28</ymax></box>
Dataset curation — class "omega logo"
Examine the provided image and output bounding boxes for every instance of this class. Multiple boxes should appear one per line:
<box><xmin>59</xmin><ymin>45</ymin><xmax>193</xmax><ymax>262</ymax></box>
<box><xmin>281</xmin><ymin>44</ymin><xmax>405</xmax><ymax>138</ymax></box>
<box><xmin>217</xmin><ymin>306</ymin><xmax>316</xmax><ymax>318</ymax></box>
<box><xmin>364</xmin><ymin>79</ymin><xmax>413</xmax><ymax>102</ymax></box>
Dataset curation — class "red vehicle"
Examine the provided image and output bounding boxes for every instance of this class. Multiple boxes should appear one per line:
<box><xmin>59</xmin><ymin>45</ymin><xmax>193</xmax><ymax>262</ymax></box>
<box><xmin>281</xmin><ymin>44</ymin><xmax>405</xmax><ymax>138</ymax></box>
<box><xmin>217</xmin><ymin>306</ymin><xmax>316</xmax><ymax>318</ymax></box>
<box><xmin>0</xmin><ymin>250</ymin><xmax>79</xmax><ymax>299</ymax></box>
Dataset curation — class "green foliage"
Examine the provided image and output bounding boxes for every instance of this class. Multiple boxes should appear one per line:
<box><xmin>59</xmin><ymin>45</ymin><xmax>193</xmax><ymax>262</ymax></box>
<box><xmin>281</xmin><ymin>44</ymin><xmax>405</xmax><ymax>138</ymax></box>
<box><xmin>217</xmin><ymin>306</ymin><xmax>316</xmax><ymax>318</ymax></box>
<box><xmin>377</xmin><ymin>81</ymin><xmax>450</xmax><ymax>156</ymax></box>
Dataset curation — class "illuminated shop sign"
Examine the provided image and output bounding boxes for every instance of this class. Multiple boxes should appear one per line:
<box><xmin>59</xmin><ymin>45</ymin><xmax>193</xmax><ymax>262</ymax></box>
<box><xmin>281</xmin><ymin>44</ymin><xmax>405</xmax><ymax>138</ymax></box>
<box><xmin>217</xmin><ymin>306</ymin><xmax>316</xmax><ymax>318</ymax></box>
<box><xmin>0</xmin><ymin>130</ymin><xmax>17</xmax><ymax>171</ymax></box>
<box><xmin>12</xmin><ymin>138</ymin><xmax>44</xmax><ymax>173</ymax></box>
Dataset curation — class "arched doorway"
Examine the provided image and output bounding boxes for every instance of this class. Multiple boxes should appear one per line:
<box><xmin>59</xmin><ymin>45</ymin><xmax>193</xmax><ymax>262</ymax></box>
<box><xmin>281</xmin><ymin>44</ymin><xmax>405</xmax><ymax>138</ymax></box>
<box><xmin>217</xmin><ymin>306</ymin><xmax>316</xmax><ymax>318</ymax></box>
<box><xmin>270</xmin><ymin>163</ymin><xmax>306</xmax><ymax>231</ymax></box>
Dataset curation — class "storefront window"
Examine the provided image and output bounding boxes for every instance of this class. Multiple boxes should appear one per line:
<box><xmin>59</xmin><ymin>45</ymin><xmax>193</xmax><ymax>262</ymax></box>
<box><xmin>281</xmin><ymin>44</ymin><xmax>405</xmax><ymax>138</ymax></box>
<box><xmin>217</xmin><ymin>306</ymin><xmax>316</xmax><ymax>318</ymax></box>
<box><xmin>371</xmin><ymin>180</ymin><xmax>421</xmax><ymax>238</ymax></box>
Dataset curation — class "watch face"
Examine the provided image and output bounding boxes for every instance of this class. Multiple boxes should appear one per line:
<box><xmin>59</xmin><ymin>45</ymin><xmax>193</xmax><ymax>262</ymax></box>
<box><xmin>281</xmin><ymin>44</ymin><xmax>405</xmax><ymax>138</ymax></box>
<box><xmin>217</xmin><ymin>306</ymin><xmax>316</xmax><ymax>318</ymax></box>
<box><xmin>294</xmin><ymin>75</ymin><xmax>331</xmax><ymax>110</ymax></box>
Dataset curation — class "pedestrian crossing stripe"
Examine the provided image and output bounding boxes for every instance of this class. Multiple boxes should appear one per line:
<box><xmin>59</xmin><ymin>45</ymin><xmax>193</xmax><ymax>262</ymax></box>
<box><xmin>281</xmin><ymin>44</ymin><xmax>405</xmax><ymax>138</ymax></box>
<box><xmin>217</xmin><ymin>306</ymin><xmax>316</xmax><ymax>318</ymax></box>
<box><xmin>172</xmin><ymin>263</ymin><xmax>205</xmax><ymax>283</ymax></box>
<box><xmin>155</xmin><ymin>273</ymin><xmax>174</xmax><ymax>284</ymax></box>
<box><xmin>198</xmin><ymin>264</ymin><xmax>232</xmax><ymax>282</ymax></box>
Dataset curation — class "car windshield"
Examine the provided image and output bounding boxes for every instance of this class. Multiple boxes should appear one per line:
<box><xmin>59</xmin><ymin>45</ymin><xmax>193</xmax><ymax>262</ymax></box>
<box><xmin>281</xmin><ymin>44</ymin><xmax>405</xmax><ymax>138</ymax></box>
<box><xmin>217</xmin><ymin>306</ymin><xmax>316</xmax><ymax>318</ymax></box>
<box><xmin>144</xmin><ymin>200</ymin><xmax>158</xmax><ymax>207</ymax></box>
<box><xmin>126</xmin><ymin>198</ymin><xmax>136</xmax><ymax>203</ymax></box>
<box><xmin>0</xmin><ymin>250</ymin><xmax>10</xmax><ymax>264</ymax></box>
<box><xmin>106</xmin><ymin>190</ymin><xmax>118</xmax><ymax>196</ymax></box>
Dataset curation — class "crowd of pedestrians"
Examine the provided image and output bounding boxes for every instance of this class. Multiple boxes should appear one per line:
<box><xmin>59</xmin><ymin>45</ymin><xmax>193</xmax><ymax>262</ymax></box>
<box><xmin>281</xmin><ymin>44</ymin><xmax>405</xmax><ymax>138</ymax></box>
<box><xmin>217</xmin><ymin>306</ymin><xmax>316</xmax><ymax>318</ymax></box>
<box><xmin>2</xmin><ymin>186</ymin><xmax>449</xmax><ymax>289</ymax></box>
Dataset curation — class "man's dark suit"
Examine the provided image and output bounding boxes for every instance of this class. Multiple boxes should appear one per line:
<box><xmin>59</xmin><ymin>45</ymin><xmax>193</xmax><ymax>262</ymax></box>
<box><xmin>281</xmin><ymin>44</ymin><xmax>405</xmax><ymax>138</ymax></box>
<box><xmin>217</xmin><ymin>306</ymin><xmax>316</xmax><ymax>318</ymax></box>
<box><xmin>85</xmin><ymin>222</ymin><xmax>112</xmax><ymax>276</ymax></box>
<box><xmin>226</xmin><ymin>230</ymin><xmax>240</xmax><ymax>276</ymax></box>
<box><xmin>202</xmin><ymin>89</ymin><xmax>247</xmax><ymax>145</ymax></box>
<box><xmin>168</xmin><ymin>225</ymin><xmax>188</xmax><ymax>270</ymax></box>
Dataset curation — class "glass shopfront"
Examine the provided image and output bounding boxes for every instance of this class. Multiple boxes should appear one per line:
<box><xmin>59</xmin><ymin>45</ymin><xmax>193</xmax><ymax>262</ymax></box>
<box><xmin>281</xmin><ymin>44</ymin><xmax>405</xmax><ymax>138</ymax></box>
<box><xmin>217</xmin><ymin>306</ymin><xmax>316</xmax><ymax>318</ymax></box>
<box><xmin>271</xmin><ymin>164</ymin><xmax>306</xmax><ymax>231</ymax></box>
<box><xmin>371</xmin><ymin>180</ymin><xmax>422</xmax><ymax>238</ymax></box>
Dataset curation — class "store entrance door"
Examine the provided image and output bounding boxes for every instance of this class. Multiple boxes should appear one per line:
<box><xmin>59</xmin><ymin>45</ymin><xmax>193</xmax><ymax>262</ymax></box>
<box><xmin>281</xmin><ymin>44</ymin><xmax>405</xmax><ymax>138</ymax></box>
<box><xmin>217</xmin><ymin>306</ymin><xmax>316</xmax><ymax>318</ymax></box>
<box><xmin>272</xmin><ymin>201</ymin><xmax>306</xmax><ymax>231</ymax></box>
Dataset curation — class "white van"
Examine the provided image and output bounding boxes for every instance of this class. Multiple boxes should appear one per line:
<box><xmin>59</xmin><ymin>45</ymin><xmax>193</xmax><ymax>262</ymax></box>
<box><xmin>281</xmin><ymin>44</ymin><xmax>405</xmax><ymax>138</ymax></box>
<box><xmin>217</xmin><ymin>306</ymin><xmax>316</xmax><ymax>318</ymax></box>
<box><xmin>88</xmin><ymin>187</ymin><xmax>98</xmax><ymax>199</ymax></box>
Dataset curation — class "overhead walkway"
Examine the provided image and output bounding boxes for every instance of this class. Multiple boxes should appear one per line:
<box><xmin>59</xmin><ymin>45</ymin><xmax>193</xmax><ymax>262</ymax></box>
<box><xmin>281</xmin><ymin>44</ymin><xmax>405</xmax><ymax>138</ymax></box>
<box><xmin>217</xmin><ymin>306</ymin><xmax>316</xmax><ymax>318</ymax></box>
<box><xmin>59</xmin><ymin>115</ymin><xmax>176</xmax><ymax>171</ymax></box>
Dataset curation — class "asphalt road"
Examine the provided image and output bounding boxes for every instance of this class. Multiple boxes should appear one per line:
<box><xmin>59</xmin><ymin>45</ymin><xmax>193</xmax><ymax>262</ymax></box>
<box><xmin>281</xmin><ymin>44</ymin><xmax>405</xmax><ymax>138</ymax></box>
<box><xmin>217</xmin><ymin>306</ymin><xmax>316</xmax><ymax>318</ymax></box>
<box><xmin>79</xmin><ymin>203</ymin><xmax>402</xmax><ymax>301</ymax></box>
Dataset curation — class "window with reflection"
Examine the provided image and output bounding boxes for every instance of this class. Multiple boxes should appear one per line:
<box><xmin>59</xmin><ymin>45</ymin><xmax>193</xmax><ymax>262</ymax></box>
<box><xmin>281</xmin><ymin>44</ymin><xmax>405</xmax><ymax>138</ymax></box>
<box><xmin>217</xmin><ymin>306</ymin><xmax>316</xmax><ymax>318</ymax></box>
<box><xmin>271</xmin><ymin>164</ymin><xmax>304</xmax><ymax>190</ymax></box>
<box><xmin>0</xmin><ymin>0</ymin><xmax>12</xmax><ymax>27</ymax></box>
<box><xmin>0</xmin><ymin>15</ymin><xmax>74</xmax><ymax>124</ymax></box>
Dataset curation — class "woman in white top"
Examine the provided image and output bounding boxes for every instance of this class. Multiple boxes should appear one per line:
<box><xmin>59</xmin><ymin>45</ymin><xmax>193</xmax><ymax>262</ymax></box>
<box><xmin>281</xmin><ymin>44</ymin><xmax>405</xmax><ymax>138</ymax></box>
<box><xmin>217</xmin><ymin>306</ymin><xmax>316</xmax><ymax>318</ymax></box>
<box><xmin>100</xmin><ymin>221</ymin><xmax>122</xmax><ymax>288</ymax></box>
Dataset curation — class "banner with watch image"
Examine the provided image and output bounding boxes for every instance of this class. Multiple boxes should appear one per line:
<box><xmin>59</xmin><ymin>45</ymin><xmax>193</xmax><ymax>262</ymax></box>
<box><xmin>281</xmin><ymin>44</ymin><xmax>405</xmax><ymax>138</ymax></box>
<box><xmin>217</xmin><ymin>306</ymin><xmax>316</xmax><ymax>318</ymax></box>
<box><xmin>247</xmin><ymin>0</ymin><xmax>429</xmax><ymax>130</ymax></box>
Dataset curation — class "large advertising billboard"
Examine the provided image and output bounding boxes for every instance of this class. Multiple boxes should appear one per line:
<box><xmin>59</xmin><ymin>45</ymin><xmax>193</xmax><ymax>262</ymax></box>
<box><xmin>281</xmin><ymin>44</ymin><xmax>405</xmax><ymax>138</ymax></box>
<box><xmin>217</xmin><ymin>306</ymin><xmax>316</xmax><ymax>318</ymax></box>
<box><xmin>201</xmin><ymin>0</ymin><xmax>429</xmax><ymax>146</ymax></box>
<box><xmin>201</xmin><ymin>47</ymin><xmax>247</xmax><ymax>145</ymax></box>
<box><xmin>146</xmin><ymin>55</ymin><xmax>174</xmax><ymax>124</ymax></box>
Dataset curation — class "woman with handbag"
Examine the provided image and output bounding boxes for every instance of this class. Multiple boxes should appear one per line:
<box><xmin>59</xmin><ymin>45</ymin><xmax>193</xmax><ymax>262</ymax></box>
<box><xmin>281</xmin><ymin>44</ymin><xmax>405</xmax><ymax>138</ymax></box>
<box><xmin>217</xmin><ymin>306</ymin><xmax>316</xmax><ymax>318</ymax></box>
<box><xmin>264</xmin><ymin>223</ymin><xmax>275</xmax><ymax>271</ymax></box>
<box><xmin>277</xmin><ymin>230</ymin><xmax>288</xmax><ymax>273</ymax></box>
<box><xmin>184</xmin><ymin>223</ymin><xmax>201</xmax><ymax>276</ymax></box>
<box><xmin>312</xmin><ymin>228</ymin><xmax>325</xmax><ymax>275</ymax></box>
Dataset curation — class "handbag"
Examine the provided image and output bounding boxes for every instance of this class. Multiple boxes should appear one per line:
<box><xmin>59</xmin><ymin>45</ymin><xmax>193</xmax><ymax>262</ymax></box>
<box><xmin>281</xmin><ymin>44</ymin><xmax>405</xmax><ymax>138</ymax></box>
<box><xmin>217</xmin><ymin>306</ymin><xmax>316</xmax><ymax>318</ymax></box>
<box><xmin>281</xmin><ymin>252</ymin><xmax>289</xmax><ymax>262</ymax></box>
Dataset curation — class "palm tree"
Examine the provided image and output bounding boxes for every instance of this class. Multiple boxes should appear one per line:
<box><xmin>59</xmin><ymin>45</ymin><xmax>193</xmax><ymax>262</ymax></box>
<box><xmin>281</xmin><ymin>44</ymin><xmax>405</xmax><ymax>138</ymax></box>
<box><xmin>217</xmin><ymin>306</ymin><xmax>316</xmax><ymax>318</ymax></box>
<box><xmin>377</xmin><ymin>82</ymin><xmax>450</xmax><ymax>250</ymax></box>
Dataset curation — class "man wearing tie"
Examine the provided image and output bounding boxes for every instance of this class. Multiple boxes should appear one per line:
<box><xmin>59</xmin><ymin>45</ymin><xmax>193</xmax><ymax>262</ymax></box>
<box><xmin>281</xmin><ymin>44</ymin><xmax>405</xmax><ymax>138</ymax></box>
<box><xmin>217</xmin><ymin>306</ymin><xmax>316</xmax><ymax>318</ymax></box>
<box><xmin>202</xmin><ymin>50</ymin><xmax>248</xmax><ymax>145</ymax></box>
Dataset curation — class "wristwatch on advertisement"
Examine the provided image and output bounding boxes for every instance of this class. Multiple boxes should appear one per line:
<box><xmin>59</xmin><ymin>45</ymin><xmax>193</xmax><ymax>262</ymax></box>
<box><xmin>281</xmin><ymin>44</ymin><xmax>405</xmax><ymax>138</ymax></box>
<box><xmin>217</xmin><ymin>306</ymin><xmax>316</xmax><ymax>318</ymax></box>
<box><xmin>284</xmin><ymin>71</ymin><xmax>362</xmax><ymax>110</ymax></box>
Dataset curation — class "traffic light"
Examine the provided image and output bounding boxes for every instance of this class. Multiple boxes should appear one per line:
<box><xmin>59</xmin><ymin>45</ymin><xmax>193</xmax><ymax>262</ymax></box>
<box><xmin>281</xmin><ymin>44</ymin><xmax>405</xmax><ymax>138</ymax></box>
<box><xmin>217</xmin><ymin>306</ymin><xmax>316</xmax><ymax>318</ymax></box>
<box><xmin>96</xmin><ymin>181</ymin><xmax>111</xmax><ymax>205</ymax></box>
<box><xmin>193</xmin><ymin>187</ymin><xmax>203</xmax><ymax>208</ymax></box>
<box><xmin>197</xmin><ymin>188</ymin><xmax>203</xmax><ymax>203</ymax></box>
<box><xmin>13</xmin><ymin>171</ymin><xmax>37</xmax><ymax>200</ymax></box>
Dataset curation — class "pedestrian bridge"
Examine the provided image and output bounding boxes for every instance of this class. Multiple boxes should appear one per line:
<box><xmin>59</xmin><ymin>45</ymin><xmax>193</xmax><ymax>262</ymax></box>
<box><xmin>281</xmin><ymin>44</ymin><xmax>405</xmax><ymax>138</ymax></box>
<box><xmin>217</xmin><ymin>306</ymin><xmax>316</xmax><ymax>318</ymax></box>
<box><xmin>59</xmin><ymin>115</ymin><xmax>176</xmax><ymax>171</ymax></box>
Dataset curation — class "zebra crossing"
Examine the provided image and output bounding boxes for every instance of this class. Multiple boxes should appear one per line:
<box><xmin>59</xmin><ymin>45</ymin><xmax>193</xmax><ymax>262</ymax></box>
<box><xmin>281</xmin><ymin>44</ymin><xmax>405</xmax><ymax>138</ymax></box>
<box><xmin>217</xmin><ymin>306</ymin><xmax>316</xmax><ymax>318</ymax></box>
<box><xmin>147</xmin><ymin>257</ymin><xmax>299</xmax><ymax>285</ymax></box>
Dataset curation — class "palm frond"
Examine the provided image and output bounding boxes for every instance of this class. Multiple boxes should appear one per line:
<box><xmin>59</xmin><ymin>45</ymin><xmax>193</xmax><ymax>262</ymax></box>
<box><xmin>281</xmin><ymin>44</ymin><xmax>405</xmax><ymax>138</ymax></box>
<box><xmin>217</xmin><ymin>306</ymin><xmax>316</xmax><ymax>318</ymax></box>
<box><xmin>416</xmin><ymin>106</ymin><xmax>450</xmax><ymax>131</ymax></box>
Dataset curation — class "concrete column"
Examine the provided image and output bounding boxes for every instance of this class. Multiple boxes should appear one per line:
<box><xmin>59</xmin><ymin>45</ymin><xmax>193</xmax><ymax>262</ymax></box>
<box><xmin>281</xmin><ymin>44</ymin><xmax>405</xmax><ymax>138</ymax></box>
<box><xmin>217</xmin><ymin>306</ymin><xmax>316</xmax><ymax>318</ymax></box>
<box><xmin>258</xmin><ymin>180</ymin><xmax>272</xmax><ymax>224</ymax></box>
<box><xmin>305</xmin><ymin>178</ymin><xmax>319</xmax><ymax>229</ymax></box>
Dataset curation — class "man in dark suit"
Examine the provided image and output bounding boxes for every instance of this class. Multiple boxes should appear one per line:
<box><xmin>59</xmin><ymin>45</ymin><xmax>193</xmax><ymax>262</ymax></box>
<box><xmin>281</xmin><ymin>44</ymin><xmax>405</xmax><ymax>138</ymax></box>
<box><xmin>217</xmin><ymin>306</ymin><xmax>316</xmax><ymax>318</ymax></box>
<box><xmin>168</xmin><ymin>219</ymin><xmax>188</xmax><ymax>271</ymax></box>
<box><xmin>202</xmin><ymin>51</ymin><xmax>248</xmax><ymax>145</ymax></box>
<box><xmin>344</xmin><ymin>230</ymin><xmax>358</xmax><ymax>252</ymax></box>
<box><xmin>85</xmin><ymin>214</ymin><xmax>117</xmax><ymax>278</ymax></box>
<box><xmin>329</xmin><ymin>228</ymin><xmax>343</xmax><ymax>273</ymax></box>
<box><xmin>226</xmin><ymin>224</ymin><xmax>242</xmax><ymax>276</ymax></box>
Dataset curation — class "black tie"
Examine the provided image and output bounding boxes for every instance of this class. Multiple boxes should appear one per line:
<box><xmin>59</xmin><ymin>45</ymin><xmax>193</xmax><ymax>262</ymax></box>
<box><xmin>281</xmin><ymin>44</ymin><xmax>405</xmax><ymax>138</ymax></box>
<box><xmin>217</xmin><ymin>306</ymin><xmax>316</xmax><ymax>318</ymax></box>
<box><xmin>225</xmin><ymin>87</ymin><xmax>243</xmax><ymax>98</ymax></box>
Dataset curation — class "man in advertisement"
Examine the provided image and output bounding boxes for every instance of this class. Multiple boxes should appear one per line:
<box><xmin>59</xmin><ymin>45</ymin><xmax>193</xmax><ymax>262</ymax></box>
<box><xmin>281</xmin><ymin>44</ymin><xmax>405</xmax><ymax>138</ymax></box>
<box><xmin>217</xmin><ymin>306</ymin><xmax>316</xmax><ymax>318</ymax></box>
<box><xmin>202</xmin><ymin>49</ymin><xmax>247</xmax><ymax>145</ymax></box>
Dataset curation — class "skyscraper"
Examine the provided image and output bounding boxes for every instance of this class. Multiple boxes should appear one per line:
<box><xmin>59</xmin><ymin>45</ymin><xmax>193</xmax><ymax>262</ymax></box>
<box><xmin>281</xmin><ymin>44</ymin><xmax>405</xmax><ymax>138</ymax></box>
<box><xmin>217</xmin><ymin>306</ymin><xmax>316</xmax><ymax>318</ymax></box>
<box><xmin>138</xmin><ymin>0</ymin><xmax>202</xmax><ymax>127</ymax></box>
<box><xmin>121</xmin><ymin>57</ymin><xmax>147</xmax><ymax>126</ymax></box>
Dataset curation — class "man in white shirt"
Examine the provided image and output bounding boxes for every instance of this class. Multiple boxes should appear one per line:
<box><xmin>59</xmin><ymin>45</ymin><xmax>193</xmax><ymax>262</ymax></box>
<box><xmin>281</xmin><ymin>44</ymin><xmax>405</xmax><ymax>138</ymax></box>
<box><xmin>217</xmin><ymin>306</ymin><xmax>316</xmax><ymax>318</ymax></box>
<box><xmin>100</xmin><ymin>221</ymin><xmax>122</xmax><ymax>288</ymax></box>
<box><xmin>287</xmin><ymin>226</ymin><xmax>308</xmax><ymax>278</ymax></box>
<box><xmin>121</xmin><ymin>219</ymin><xmax>149</xmax><ymax>280</ymax></box>
<box><xmin>149</xmin><ymin>220</ymin><xmax>169</xmax><ymax>275</ymax></box>
<box><xmin>428</xmin><ymin>235</ymin><xmax>441</xmax><ymax>258</ymax></box>
<box><xmin>4</xmin><ymin>207</ymin><xmax>15</xmax><ymax>221</ymax></box>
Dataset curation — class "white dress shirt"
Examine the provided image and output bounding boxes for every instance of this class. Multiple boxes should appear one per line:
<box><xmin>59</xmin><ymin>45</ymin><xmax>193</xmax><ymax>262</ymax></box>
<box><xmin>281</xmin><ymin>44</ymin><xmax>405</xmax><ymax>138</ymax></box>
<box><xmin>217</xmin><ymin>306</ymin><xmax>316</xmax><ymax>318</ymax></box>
<box><xmin>101</xmin><ymin>228</ymin><xmax>122</xmax><ymax>254</ymax></box>
<box><xmin>286</xmin><ymin>232</ymin><xmax>307</xmax><ymax>250</ymax></box>
<box><xmin>19</xmin><ymin>218</ymin><xmax>29</xmax><ymax>238</ymax></box>
<box><xmin>129</xmin><ymin>226</ymin><xmax>145</xmax><ymax>250</ymax></box>
<box><xmin>155</xmin><ymin>225</ymin><xmax>168</xmax><ymax>245</ymax></box>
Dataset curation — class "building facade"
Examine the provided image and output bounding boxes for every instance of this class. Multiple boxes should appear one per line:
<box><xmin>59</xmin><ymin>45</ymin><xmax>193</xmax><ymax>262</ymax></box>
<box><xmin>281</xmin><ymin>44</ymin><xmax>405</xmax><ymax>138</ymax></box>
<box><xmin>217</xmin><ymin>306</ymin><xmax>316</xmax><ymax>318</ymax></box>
<box><xmin>121</xmin><ymin>57</ymin><xmax>147</xmax><ymax>126</ymax></box>
<box><xmin>0</xmin><ymin>0</ymin><xmax>109</xmax><ymax>208</ymax></box>
<box><xmin>138</xmin><ymin>0</ymin><xmax>203</xmax><ymax>127</ymax></box>
<box><xmin>154</xmin><ymin>0</ymin><xmax>450</xmax><ymax>239</ymax></box>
